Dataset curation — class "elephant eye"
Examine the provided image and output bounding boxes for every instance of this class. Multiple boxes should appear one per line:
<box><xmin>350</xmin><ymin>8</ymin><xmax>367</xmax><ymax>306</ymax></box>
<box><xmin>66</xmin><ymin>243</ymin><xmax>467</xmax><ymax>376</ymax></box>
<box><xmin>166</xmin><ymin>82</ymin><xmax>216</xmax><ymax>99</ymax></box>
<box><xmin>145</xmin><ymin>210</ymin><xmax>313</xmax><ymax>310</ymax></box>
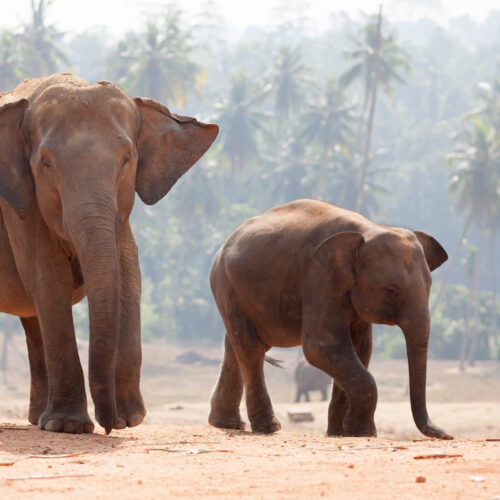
<box><xmin>121</xmin><ymin>154</ymin><xmax>130</xmax><ymax>167</ymax></box>
<box><xmin>385</xmin><ymin>285</ymin><xmax>400</xmax><ymax>298</ymax></box>
<box><xmin>41</xmin><ymin>156</ymin><xmax>51</xmax><ymax>168</ymax></box>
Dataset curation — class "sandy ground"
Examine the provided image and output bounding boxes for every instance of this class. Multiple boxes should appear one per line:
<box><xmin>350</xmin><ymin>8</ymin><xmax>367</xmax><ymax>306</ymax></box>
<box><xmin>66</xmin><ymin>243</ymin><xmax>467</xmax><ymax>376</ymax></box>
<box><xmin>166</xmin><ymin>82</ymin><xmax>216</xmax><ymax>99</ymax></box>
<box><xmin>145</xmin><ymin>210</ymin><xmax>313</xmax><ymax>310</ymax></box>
<box><xmin>1</xmin><ymin>338</ymin><xmax>500</xmax><ymax>498</ymax></box>
<box><xmin>0</xmin><ymin>423</ymin><xmax>499</xmax><ymax>499</ymax></box>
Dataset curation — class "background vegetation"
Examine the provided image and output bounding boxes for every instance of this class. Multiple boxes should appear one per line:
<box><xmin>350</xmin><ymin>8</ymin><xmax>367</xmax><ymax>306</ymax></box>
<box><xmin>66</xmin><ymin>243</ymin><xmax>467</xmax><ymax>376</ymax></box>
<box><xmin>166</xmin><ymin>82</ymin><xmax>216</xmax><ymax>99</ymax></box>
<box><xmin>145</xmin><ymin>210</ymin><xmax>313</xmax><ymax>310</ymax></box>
<box><xmin>1</xmin><ymin>1</ymin><xmax>500</xmax><ymax>371</ymax></box>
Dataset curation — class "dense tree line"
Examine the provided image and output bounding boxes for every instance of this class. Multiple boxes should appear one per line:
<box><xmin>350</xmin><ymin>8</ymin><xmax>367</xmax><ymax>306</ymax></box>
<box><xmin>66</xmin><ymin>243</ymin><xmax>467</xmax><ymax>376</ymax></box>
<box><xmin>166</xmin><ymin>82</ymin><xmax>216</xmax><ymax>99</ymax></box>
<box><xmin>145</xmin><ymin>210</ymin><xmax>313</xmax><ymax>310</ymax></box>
<box><xmin>1</xmin><ymin>1</ymin><xmax>500</xmax><ymax>371</ymax></box>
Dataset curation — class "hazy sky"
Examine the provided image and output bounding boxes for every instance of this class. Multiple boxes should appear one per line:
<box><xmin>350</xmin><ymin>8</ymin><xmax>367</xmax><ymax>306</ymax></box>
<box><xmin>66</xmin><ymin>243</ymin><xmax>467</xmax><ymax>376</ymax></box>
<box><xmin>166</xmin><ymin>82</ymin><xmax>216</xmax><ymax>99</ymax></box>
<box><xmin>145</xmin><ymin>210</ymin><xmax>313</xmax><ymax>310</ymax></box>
<box><xmin>0</xmin><ymin>0</ymin><xmax>498</xmax><ymax>37</ymax></box>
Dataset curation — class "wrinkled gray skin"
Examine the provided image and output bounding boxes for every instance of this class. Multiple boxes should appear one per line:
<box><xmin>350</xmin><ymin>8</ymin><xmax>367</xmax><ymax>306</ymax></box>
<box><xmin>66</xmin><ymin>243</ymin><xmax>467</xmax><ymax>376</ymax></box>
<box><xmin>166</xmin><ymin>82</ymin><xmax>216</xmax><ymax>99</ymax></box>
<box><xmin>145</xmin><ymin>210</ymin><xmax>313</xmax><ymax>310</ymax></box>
<box><xmin>295</xmin><ymin>359</ymin><xmax>332</xmax><ymax>402</ymax></box>
<box><xmin>209</xmin><ymin>199</ymin><xmax>451</xmax><ymax>439</ymax></box>
<box><xmin>0</xmin><ymin>73</ymin><xmax>218</xmax><ymax>434</ymax></box>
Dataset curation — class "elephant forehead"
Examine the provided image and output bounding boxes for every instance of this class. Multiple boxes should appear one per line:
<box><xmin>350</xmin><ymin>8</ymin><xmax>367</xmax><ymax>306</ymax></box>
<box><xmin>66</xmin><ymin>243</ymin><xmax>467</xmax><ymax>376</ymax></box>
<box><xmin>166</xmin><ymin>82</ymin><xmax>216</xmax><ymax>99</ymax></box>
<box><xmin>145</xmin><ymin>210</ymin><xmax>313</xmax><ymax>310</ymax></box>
<box><xmin>360</xmin><ymin>232</ymin><xmax>424</xmax><ymax>274</ymax></box>
<box><xmin>40</xmin><ymin>128</ymin><xmax>132</xmax><ymax>154</ymax></box>
<box><xmin>28</xmin><ymin>83</ymin><xmax>139</xmax><ymax>132</ymax></box>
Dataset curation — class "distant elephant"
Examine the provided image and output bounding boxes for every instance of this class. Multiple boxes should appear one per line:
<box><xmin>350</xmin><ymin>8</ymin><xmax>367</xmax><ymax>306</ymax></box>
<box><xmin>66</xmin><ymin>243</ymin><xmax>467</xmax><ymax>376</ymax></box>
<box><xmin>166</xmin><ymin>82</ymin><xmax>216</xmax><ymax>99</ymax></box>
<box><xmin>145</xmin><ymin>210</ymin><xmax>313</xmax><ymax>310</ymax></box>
<box><xmin>295</xmin><ymin>359</ymin><xmax>331</xmax><ymax>402</ymax></box>
<box><xmin>0</xmin><ymin>74</ymin><xmax>218</xmax><ymax>434</ymax></box>
<box><xmin>208</xmin><ymin>199</ymin><xmax>451</xmax><ymax>439</ymax></box>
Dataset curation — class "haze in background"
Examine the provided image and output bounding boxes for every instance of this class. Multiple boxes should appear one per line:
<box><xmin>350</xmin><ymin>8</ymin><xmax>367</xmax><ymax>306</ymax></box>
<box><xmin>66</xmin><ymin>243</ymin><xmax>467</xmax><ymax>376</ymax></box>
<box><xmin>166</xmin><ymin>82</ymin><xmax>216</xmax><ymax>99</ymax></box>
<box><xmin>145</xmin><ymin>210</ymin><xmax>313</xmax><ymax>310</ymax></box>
<box><xmin>0</xmin><ymin>0</ymin><xmax>499</xmax><ymax>369</ymax></box>
<box><xmin>0</xmin><ymin>0</ymin><xmax>497</xmax><ymax>38</ymax></box>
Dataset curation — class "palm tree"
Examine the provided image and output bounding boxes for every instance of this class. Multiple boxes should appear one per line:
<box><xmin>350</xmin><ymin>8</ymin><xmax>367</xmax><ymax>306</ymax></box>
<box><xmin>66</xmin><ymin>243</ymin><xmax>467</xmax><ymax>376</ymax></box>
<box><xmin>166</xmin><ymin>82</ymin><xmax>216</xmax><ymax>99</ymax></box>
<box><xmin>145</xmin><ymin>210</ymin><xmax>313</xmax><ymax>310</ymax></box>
<box><xmin>299</xmin><ymin>78</ymin><xmax>355</xmax><ymax>174</ymax></box>
<box><xmin>340</xmin><ymin>7</ymin><xmax>409</xmax><ymax>213</ymax></box>
<box><xmin>470</xmin><ymin>80</ymin><xmax>500</xmax><ymax>343</ymax></box>
<box><xmin>270</xmin><ymin>45</ymin><xmax>309</xmax><ymax>130</ymax></box>
<box><xmin>434</xmin><ymin>118</ymin><xmax>500</xmax><ymax>366</ymax></box>
<box><xmin>109</xmin><ymin>8</ymin><xmax>201</xmax><ymax>107</ymax></box>
<box><xmin>473</xmin><ymin>80</ymin><xmax>500</xmax><ymax>129</ymax></box>
<box><xmin>215</xmin><ymin>71</ymin><xmax>269</xmax><ymax>175</ymax></box>
<box><xmin>19</xmin><ymin>0</ymin><xmax>68</xmax><ymax>77</ymax></box>
<box><xmin>0</xmin><ymin>30</ymin><xmax>19</xmax><ymax>90</ymax></box>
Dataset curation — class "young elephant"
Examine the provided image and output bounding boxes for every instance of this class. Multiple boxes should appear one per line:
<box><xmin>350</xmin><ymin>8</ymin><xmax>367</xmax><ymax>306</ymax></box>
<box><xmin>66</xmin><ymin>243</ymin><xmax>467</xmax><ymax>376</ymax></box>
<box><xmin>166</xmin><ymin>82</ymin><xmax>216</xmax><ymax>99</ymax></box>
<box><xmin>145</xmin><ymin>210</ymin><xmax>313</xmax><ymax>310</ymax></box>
<box><xmin>295</xmin><ymin>359</ymin><xmax>332</xmax><ymax>402</ymax></box>
<box><xmin>0</xmin><ymin>74</ymin><xmax>218</xmax><ymax>434</ymax></box>
<box><xmin>209</xmin><ymin>199</ymin><xmax>451</xmax><ymax>439</ymax></box>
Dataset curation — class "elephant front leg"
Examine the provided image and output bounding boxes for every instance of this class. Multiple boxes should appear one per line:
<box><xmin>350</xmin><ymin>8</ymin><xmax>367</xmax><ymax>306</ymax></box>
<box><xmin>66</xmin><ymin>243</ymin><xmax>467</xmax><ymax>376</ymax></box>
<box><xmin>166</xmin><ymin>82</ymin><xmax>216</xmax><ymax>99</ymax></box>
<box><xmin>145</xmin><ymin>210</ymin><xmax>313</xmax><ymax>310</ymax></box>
<box><xmin>114</xmin><ymin>225</ymin><xmax>146</xmax><ymax>429</ymax></box>
<box><xmin>35</xmin><ymin>289</ymin><xmax>93</xmax><ymax>434</ymax></box>
<box><xmin>327</xmin><ymin>320</ymin><xmax>373</xmax><ymax>436</ymax></box>
<box><xmin>20</xmin><ymin>316</ymin><xmax>48</xmax><ymax>425</ymax></box>
<box><xmin>303</xmin><ymin>323</ymin><xmax>377</xmax><ymax>438</ymax></box>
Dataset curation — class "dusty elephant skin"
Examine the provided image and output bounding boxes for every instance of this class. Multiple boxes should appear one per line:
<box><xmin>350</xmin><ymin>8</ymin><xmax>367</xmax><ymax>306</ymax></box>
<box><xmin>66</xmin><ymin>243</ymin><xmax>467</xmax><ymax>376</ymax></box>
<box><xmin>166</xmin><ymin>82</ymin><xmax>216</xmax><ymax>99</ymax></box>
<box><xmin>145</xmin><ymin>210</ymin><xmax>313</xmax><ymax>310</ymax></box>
<box><xmin>209</xmin><ymin>199</ymin><xmax>451</xmax><ymax>439</ymax></box>
<box><xmin>0</xmin><ymin>73</ymin><xmax>218</xmax><ymax>434</ymax></box>
<box><xmin>295</xmin><ymin>359</ymin><xmax>332</xmax><ymax>402</ymax></box>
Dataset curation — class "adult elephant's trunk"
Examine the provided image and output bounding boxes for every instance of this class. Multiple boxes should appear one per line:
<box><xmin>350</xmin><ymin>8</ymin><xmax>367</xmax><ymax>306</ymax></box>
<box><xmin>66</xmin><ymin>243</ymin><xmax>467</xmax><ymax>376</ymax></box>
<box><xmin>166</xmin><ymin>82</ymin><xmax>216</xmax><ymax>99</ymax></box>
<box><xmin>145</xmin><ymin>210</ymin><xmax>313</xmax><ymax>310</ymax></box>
<box><xmin>401</xmin><ymin>312</ymin><xmax>452</xmax><ymax>440</ymax></box>
<box><xmin>68</xmin><ymin>199</ymin><xmax>120</xmax><ymax>434</ymax></box>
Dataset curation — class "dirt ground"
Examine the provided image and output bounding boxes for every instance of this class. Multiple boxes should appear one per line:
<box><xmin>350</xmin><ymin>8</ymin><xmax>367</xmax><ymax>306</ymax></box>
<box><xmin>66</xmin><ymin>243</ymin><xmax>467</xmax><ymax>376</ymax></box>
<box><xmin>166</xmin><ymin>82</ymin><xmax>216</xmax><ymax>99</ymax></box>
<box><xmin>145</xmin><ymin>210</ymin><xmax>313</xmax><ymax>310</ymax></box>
<box><xmin>0</xmin><ymin>423</ymin><xmax>499</xmax><ymax>499</ymax></box>
<box><xmin>1</xmin><ymin>338</ymin><xmax>500</xmax><ymax>498</ymax></box>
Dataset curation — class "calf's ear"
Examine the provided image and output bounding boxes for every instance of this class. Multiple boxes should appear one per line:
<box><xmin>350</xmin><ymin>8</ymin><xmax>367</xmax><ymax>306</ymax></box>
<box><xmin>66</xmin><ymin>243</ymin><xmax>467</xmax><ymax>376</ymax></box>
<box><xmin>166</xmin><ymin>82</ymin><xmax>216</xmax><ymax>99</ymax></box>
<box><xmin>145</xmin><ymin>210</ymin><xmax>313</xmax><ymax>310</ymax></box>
<box><xmin>134</xmin><ymin>97</ymin><xmax>219</xmax><ymax>205</ymax></box>
<box><xmin>314</xmin><ymin>232</ymin><xmax>364</xmax><ymax>296</ymax></box>
<box><xmin>413</xmin><ymin>231</ymin><xmax>448</xmax><ymax>271</ymax></box>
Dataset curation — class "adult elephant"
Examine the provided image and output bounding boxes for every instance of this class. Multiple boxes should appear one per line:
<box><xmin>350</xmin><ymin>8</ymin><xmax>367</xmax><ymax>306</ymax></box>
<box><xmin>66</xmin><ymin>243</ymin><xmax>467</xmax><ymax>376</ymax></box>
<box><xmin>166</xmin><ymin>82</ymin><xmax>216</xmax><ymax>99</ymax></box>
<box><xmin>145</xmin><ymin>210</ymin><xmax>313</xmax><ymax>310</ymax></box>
<box><xmin>0</xmin><ymin>73</ymin><xmax>218</xmax><ymax>434</ymax></box>
<box><xmin>209</xmin><ymin>199</ymin><xmax>451</xmax><ymax>439</ymax></box>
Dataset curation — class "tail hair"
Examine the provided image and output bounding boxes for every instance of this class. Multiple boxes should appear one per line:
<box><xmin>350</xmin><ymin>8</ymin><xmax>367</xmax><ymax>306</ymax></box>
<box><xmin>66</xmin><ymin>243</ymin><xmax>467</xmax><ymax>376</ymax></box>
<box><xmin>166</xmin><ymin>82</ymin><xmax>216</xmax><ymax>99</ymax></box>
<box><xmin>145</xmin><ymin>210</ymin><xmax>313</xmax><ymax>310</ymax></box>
<box><xmin>264</xmin><ymin>356</ymin><xmax>285</xmax><ymax>368</ymax></box>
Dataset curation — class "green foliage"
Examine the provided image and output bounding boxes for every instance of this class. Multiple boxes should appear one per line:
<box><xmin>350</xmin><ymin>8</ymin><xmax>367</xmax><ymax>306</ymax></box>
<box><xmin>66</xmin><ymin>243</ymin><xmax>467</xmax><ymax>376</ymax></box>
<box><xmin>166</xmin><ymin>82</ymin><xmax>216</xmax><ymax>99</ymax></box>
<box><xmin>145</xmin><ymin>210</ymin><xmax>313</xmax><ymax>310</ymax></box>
<box><xmin>375</xmin><ymin>284</ymin><xmax>500</xmax><ymax>361</ymax></box>
<box><xmin>18</xmin><ymin>0</ymin><xmax>68</xmax><ymax>77</ymax></box>
<box><xmin>429</xmin><ymin>285</ymin><xmax>500</xmax><ymax>360</ymax></box>
<box><xmin>0</xmin><ymin>5</ymin><xmax>499</xmax><ymax>362</ymax></box>
<box><xmin>108</xmin><ymin>7</ymin><xmax>201</xmax><ymax>107</ymax></box>
<box><xmin>340</xmin><ymin>14</ymin><xmax>409</xmax><ymax>98</ymax></box>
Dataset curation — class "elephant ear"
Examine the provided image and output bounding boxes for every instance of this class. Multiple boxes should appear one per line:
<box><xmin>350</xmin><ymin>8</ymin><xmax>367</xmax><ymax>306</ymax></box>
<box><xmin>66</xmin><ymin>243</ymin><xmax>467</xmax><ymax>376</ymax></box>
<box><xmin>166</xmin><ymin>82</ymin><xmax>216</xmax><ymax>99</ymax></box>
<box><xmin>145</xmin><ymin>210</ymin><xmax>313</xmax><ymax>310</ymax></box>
<box><xmin>314</xmin><ymin>232</ymin><xmax>364</xmax><ymax>296</ymax></box>
<box><xmin>413</xmin><ymin>231</ymin><xmax>448</xmax><ymax>271</ymax></box>
<box><xmin>0</xmin><ymin>99</ymin><xmax>34</xmax><ymax>219</ymax></box>
<box><xmin>134</xmin><ymin>97</ymin><xmax>219</xmax><ymax>205</ymax></box>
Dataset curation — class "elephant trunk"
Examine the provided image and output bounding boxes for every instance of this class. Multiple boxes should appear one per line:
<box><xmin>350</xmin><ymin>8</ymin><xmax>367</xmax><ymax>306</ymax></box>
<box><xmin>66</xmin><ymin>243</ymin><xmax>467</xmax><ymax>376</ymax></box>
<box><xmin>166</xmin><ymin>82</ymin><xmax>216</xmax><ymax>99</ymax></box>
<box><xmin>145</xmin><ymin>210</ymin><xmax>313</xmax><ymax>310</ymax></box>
<box><xmin>402</xmin><ymin>312</ymin><xmax>452</xmax><ymax>440</ymax></box>
<box><xmin>67</xmin><ymin>198</ymin><xmax>120</xmax><ymax>434</ymax></box>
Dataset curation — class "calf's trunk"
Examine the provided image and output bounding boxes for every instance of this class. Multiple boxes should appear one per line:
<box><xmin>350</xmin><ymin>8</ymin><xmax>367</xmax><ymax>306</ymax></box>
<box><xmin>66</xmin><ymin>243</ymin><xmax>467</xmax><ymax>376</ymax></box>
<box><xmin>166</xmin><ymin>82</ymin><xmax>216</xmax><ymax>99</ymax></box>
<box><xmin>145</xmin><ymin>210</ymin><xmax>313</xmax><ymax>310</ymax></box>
<box><xmin>402</xmin><ymin>314</ymin><xmax>452</xmax><ymax>440</ymax></box>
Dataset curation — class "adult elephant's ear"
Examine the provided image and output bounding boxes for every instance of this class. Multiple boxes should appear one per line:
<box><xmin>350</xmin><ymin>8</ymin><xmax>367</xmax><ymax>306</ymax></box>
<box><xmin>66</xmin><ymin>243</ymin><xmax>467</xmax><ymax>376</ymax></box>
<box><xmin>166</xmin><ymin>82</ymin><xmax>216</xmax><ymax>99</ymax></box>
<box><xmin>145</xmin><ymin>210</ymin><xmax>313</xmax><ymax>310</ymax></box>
<box><xmin>314</xmin><ymin>232</ymin><xmax>364</xmax><ymax>296</ymax></box>
<box><xmin>134</xmin><ymin>97</ymin><xmax>219</xmax><ymax>205</ymax></box>
<box><xmin>0</xmin><ymin>99</ymin><xmax>34</xmax><ymax>219</ymax></box>
<box><xmin>413</xmin><ymin>231</ymin><xmax>448</xmax><ymax>271</ymax></box>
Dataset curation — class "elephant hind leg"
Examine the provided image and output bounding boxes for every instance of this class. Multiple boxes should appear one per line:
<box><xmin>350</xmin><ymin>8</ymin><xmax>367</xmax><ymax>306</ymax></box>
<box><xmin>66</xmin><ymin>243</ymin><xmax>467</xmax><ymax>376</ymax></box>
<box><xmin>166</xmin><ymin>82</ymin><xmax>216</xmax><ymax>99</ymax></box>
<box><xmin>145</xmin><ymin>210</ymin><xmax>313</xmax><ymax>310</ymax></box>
<box><xmin>20</xmin><ymin>316</ymin><xmax>48</xmax><ymax>425</ymax></box>
<box><xmin>212</xmin><ymin>301</ymin><xmax>280</xmax><ymax>434</ymax></box>
<box><xmin>209</xmin><ymin>333</ymin><xmax>245</xmax><ymax>430</ymax></box>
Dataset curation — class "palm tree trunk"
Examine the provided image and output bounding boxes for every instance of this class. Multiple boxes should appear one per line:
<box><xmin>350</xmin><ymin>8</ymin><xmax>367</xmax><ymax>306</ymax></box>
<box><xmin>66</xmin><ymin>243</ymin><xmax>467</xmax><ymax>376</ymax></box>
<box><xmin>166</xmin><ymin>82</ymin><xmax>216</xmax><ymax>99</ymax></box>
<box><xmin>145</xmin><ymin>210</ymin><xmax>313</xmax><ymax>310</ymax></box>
<box><xmin>490</xmin><ymin>232</ymin><xmax>497</xmax><ymax>345</ymax></box>
<box><xmin>459</xmin><ymin>299</ymin><xmax>471</xmax><ymax>372</ymax></box>
<box><xmin>467</xmin><ymin>223</ymin><xmax>485</xmax><ymax>366</ymax></box>
<box><xmin>356</xmin><ymin>5</ymin><xmax>382</xmax><ymax>214</ymax></box>
<box><xmin>339</xmin><ymin>88</ymin><xmax>371</xmax><ymax>207</ymax></box>
<box><xmin>0</xmin><ymin>317</ymin><xmax>14</xmax><ymax>385</ymax></box>
<box><xmin>430</xmin><ymin>210</ymin><xmax>473</xmax><ymax>316</ymax></box>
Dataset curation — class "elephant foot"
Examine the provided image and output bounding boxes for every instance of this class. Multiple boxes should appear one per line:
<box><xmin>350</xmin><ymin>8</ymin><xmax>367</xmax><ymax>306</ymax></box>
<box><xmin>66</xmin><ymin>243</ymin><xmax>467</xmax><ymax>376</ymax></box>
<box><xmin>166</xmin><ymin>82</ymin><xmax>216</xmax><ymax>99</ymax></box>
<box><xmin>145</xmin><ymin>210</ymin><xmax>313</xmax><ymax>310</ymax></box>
<box><xmin>208</xmin><ymin>409</ymin><xmax>246</xmax><ymax>431</ymax></box>
<box><xmin>39</xmin><ymin>408</ymin><xmax>94</xmax><ymax>434</ymax></box>
<box><xmin>115</xmin><ymin>392</ymin><xmax>146</xmax><ymax>429</ymax></box>
<box><xmin>326</xmin><ymin>423</ymin><xmax>345</xmax><ymax>437</ymax></box>
<box><xmin>343</xmin><ymin>418</ymin><xmax>377</xmax><ymax>437</ymax></box>
<box><xmin>250</xmin><ymin>416</ymin><xmax>281</xmax><ymax>434</ymax></box>
<box><xmin>28</xmin><ymin>400</ymin><xmax>47</xmax><ymax>426</ymax></box>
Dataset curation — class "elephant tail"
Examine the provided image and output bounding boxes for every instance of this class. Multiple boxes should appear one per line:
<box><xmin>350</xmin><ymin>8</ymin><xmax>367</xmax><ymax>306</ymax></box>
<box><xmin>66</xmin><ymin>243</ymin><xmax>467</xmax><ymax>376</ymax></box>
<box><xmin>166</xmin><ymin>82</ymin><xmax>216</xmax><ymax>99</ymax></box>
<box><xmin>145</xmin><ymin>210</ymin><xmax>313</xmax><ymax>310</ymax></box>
<box><xmin>264</xmin><ymin>356</ymin><xmax>285</xmax><ymax>369</ymax></box>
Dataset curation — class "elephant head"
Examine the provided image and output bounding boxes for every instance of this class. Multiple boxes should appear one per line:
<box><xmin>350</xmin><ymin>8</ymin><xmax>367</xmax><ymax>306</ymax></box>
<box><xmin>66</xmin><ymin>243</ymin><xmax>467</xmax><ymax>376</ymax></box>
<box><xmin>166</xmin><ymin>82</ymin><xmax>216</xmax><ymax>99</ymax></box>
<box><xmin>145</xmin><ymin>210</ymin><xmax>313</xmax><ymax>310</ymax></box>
<box><xmin>0</xmin><ymin>76</ymin><xmax>218</xmax><ymax>432</ymax></box>
<box><xmin>315</xmin><ymin>228</ymin><xmax>450</xmax><ymax>439</ymax></box>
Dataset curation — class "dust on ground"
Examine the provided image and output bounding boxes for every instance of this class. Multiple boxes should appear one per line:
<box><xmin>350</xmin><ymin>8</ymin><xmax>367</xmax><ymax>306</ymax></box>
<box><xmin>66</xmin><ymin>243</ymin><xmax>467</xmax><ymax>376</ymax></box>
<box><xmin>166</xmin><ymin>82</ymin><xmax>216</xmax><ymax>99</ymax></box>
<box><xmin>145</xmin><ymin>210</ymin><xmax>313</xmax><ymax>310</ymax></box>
<box><xmin>1</xmin><ymin>337</ymin><xmax>500</xmax><ymax>498</ymax></box>
<box><xmin>0</xmin><ymin>423</ymin><xmax>499</xmax><ymax>499</ymax></box>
